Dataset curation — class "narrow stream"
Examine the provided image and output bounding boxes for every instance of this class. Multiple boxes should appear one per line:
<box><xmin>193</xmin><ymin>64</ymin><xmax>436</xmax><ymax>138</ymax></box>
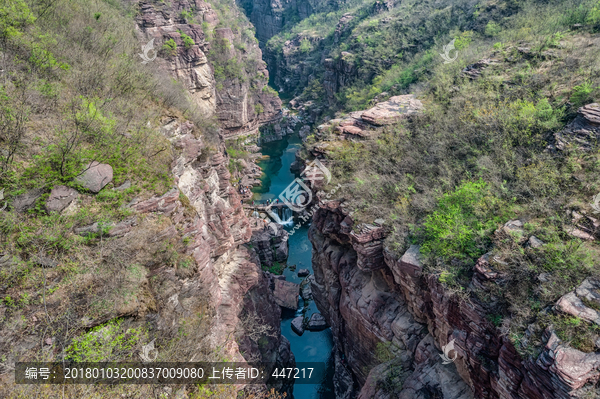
<box><xmin>251</xmin><ymin>134</ymin><xmax>336</xmax><ymax>399</ymax></box>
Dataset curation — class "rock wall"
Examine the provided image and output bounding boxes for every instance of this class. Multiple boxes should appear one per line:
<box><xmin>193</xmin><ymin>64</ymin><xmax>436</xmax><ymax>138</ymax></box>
<box><xmin>310</xmin><ymin>202</ymin><xmax>600</xmax><ymax>399</ymax></box>
<box><xmin>146</xmin><ymin>118</ymin><xmax>294</xmax><ymax>378</ymax></box>
<box><xmin>235</xmin><ymin>0</ymin><xmax>333</xmax><ymax>45</ymax></box>
<box><xmin>135</xmin><ymin>0</ymin><xmax>281</xmax><ymax>139</ymax></box>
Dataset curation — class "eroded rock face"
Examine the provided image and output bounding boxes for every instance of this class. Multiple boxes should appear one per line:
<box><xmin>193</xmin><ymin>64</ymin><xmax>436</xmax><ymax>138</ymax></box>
<box><xmin>310</xmin><ymin>203</ymin><xmax>600</xmax><ymax>399</ymax></box>
<box><xmin>310</xmin><ymin>209</ymin><xmax>425</xmax><ymax>390</ymax></box>
<box><xmin>250</xmin><ymin>222</ymin><xmax>289</xmax><ymax>267</ymax></box>
<box><xmin>135</xmin><ymin>0</ymin><xmax>281</xmax><ymax>139</ymax></box>
<box><xmin>552</xmin><ymin>103</ymin><xmax>600</xmax><ymax>151</ymax></box>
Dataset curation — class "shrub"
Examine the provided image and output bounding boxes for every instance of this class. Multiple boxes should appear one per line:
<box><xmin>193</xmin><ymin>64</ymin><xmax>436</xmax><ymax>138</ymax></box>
<box><xmin>570</xmin><ymin>80</ymin><xmax>598</xmax><ymax>108</ymax></box>
<box><xmin>421</xmin><ymin>180</ymin><xmax>510</xmax><ymax>261</ymax></box>
<box><xmin>485</xmin><ymin>21</ymin><xmax>502</xmax><ymax>37</ymax></box>
<box><xmin>162</xmin><ymin>38</ymin><xmax>177</xmax><ymax>56</ymax></box>
<box><xmin>65</xmin><ymin>319</ymin><xmax>147</xmax><ymax>362</ymax></box>
<box><xmin>178</xmin><ymin>30</ymin><xmax>195</xmax><ymax>49</ymax></box>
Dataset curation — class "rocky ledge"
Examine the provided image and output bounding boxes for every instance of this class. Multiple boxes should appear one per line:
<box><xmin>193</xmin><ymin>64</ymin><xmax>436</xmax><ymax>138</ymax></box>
<box><xmin>309</xmin><ymin>203</ymin><xmax>600</xmax><ymax>399</ymax></box>
<box><xmin>316</xmin><ymin>94</ymin><xmax>424</xmax><ymax>140</ymax></box>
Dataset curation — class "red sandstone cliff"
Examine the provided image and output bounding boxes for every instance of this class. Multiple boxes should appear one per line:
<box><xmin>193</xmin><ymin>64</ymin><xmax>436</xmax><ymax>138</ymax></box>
<box><xmin>310</xmin><ymin>201</ymin><xmax>600</xmax><ymax>399</ymax></box>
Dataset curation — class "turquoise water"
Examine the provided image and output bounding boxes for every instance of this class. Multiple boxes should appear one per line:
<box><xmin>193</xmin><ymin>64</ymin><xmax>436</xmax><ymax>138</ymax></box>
<box><xmin>252</xmin><ymin>134</ymin><xmax>335</xmax><ymax>399</ymax></box>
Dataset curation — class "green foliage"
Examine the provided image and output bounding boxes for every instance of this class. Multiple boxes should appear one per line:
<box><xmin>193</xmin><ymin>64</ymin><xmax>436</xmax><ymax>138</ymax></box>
<box><xmin>454</xmin><ymin>30</ymin><xmax>474</xmax><ymax>50</ymax></box>
<box><xmin>587</xmin><ymin>0</ymin><xmax>600</xmax><ymax>24</ymax></box>
<box><xmin>66</xmin><ymin>319</ymin><xmax>147</xmax><ymax>362</ymax></box>
<box><xmin>375</xmin><ymin>341</ymin><xmax>397</xmax><ymax>362</ymax></box>
<box><xmin>162</xmin><ymin>38</ymin><xmax>177</xmax><ymax>56</ymax></box>
<box><xmin>180</xmin><ymin>10</ymin><xmax>194</xmax><ymax>23</ymax></box>
<box><xmin>570</xmin><ymin>80</ymin><xmax>598</xmax><ymax>108</ymax></box>
<box><xmin>254</xmin><ymin>103</ymin><xmax>264</xmax><ymax>114</ymax></box>
<box><xmin>262</xmin><ymin>85</ymin><xmax>278</xmax><ymax>96</ymax></box>
<box><xmin>485</xmin><ymin>21</ymin><xmax>502</xmax><ymax>37</ymax></box>
<box><xmin>0</xmin><ymin>0</ymin><xmax>35</xmax><ymax>40</ymax></box>
<box><xmin>299</xmin><ymin>38</ymin><xmax>312</xmax><ymax>53</ymax></box>
<box><xmin>421</xmin><ymin>180</ymin><xmax>509</xmax><ymax>261</ymax></box>
<box><xmin>178</xmin><ymin>30</ymin><xmax>195</xmax><ymax>49</ymax></box>
<box><xmin>261</xmin><ymin>261</ymin><xmax>284</xmax><ymax>275</ymax></box>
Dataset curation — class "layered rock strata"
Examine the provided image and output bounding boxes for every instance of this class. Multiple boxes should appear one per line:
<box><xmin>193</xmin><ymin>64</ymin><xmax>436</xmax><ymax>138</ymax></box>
<box><xmin>135</xmin><ymin>0</ymin><xmax>281</xmax><ymax>138</ymax></box>
<box><xmin>310</xmin><ymin>202</ymin><xmax>600</xmax><ymax>399</ymax></box>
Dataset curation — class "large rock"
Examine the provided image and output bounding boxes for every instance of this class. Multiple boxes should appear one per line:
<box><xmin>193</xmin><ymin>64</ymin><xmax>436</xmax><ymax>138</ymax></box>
<box><xmin>360</xmin><ymin>94</ymin><xmax>423</xmax><ymax>126</ymax></box>
<box><xmin>306</xmin><ymin>313</ymin><xmax>328</xmax><ymax>331</ymax></box>
<box><xmin>291</xmin><ymin>316</ymin><xmax>304</xmax><ymax>336</ymax></box>
<box><xmin>297</xmin><ymin>268</ymin><xmax>309</xmax><ymax>277</ymax></box>
<box><xmin>272</xmin><ymin>279</ymin><xmax>299</xmax><ymax>310</ymax></box>
<box><xmin>556</xmin><ymin>278</ymin><xmax>600</xmax><ymax>325</ymax></box>
<box><xmin>45</xmin><ymin>185</ymin><xmax>78</xmax><ymax>213</ymax></box>
<box><xmin>75</xmin><ymin>162</ymin><xmax>113</xmax><ymax>193</ymax></box>
<box><xmin>12</xmin><ymin>188</ymin><xmax>45</xmax><ymax>213</ymax></box>
<box><xmin>300</xmin><ymin>275</ymin><xmax>314</xmax><ymax>300</ymax></box>
<box><xmin>552</xmin><ymin>103</ymin><xmax>600</xmax><ymax>151</ymax></box>
<box><xmin>250</xmin><ymin>222</ymin><xmax>289</xmax><ymax>266</ymax></box>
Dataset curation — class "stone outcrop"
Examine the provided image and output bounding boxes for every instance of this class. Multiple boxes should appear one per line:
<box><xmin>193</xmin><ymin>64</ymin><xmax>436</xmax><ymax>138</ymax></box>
<box><xmin>556</xmin><ymin>278</ymin><xmax>600</xmax><ymax>325</ymax></box>
<box><xmin>45</xmin><ymin>185</ymin><xmax>78</xmax><ymax>213</ymax></box>
<box><xmin>360</xmin><ymin>95</ymin><xmax>424</xmax><ymax>126</ymax></box>
<box><xmin>75</xmin><ymin>161</ymin><xmax>113</xmax><ymax>193</ymax></box>
<box><xmin>272</xmin><ymin>278</ymin><xmax>299</xmax><ymax>310</ymax></box>
<box><xmin>135</xmin><ymin>0</ymin><xmax>281</xmax><ymax>139</ymax></box>
<box><xmin>250</xmin><ymin>222</ymin><xmax>289</xmax><ymax>267</ymax></box>
<box><xmin>12</xmin><ymin>188</ymin><xmax>44</xmax><ymax>213</ymax></box>
<box><xmin>551</xmin><ymin>103</ymin><xmax>600</xmax><ymax>151</ymax></box>
<box><xmin>306</xmin><ymin>313</ymin><xmax>328</xmax><ymax>331</ymax></box>
<box><xmin>310</xmin><ymin>202</ymin><xmax>600</xmax><ymax>399</ymax></box>
<box><xmin>323</xmin><ymin>52</ymin><xmax>356</xmax><ymax>104</ymax></box>
<box><xmin>316</xmin><ymin>95</ymin><xmax>424</xmax><ymax>140</ymax></box>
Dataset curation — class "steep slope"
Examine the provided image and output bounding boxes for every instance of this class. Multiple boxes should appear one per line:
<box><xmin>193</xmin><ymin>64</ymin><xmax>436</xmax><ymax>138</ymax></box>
<box><xmin>135</xmin><ymin>0</ymin><xmax>282</xmax><ymax>138</ymax></box>
<box><xmin>0</xmin><ymin>0</ymin><xmax>292</xmax><ymax>397</ymax></box>
<box><xmin>279</xmin><ymin>0</ymin><xmax>600</xmax><ymax>397</ymax></box>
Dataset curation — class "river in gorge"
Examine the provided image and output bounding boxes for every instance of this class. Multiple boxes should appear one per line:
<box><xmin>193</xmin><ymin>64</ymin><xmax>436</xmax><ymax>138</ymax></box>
<box><xmin>251</xmin><ymin>133</ymin><xmax>336</xmax><ymax>399</ymax></box>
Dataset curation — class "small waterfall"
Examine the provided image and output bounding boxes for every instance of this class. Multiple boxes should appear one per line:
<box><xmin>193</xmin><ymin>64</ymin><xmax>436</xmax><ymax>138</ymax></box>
<box><xmin>266</xmin><ymin>206</ymin><xmax>294</xmax><ymax>226</ymax></box>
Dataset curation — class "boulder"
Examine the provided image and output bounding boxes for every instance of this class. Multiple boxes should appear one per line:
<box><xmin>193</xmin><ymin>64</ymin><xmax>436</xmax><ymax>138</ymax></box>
<box><xmin>273</xmin><ymin>279</ymin><xmax>299</xmax><ymax>310</ymax></box>
<box><xmin>0</xmin><ymin>253</ymin><xmax>19</xmax><ymax>268</ymax></box>
<box><xmin>45</xmin><ymin>185</ymin><xmax>78</xmax><ymax>213</ymax></box>
<box><xmin>528</xmin><ymin>235</ymin><xmax>545</xmax><ymax>248</ymax></box>
<box><xmin>556</xmin><ymin>278</ymin><xmax>600</xmax><ymax>325</ymax></box>
<box><xmin>360</xmin><ymin>94</ymin><xmax>423</xmax><ymax>126</ymax></box>
<box><xmin>113</xmin><ymin>180</ymin><xmax>131</xmax><ymax>191</ymax></box>
<box><xmin>13</xmin><ymin>188</ymin><xmax>45</xmax><ymax>213</ymax></box>
<box><xmin>298</xmin><ymin>268</ymin><xmax>310</xmax><ymax>277</ymax></box>
<box><xmin>300</xmin><ymin>275</ymin><xmax>314</xmax><ymax>300</ymax></box>
<box><xmin>498</xmin><ymin>219</ymin><xmax>527</xmax><ymax>243</ymax></box>
<box><xmin>75</xmin><ymin>162</ymin><xmax>113</xmax><ymax>193</ymax></box>
<box><xmin>291</xmin><ymin>316</ymin><xmax>304</xmax><ymax>336</ymax></box>
<box><xmin>306</xmin><ymin>313</ymin><xmax>328</xmax><ymax>331</ymax></box>
<box><xmin>250</xmin><ymin>222</ymin><xmax>289</xmax><ymax>266</ymax></box>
